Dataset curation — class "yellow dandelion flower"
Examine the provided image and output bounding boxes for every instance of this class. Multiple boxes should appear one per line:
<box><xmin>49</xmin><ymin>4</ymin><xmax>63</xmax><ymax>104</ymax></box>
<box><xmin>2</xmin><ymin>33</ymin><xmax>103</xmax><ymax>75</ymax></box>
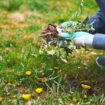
<box><xmin>22</xmin><ymin>94</ymin><xmax>31</xmax><ymax>101</ymax></box>
<box><xmin>35</xmin><ymin>88</ymin><xmax>43</xmax><ymax>94</ymax></box>
<box><xmin>0</xmin><ymin>97</ymin><xmax>3</xmax><ymax>102</ymax></box>
<box><xmin>25</xmin><ymin>70</ymin><xmax>31</xmax><ymax>76</ymax></box>
<box><xmin>81</xmin><ymin>84</ymin><xmax>91</xmax><ymax>90</ymax></box>
<box><xmin>38</xmin><ymin>77</ymin><xmax>48</xmax><ymax>83</ymax></box>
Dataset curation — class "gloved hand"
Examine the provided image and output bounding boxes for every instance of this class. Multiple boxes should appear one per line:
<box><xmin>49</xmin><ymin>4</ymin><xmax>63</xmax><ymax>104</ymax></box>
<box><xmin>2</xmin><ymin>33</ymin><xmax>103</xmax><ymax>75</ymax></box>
<box><xmin>59</xmin><ymin>21</ymin><xmax>76</xmax><ymax>29</ymax></box>
<box><xmin>57</xmin><ymin>21</ymin><xmax>94</xmax><ymax>46</ymax></box>
<box><xmin>58</xmin><ymin>32</ymin><xmax>90</xmax><ymax>39</ymax></box>
<box><xmin>58</xmin><ymin>21</ymin><xmax>84</xmax><ymax>39</ymax></box>
<box><xmin>58</xmin><ymin>21</ymin><xmax>87</xmax><ymax>39</ymax></box>
<box><xmin>58</xmin><ymin>32</ymin><xmax>93</xmax><ymax>46</ymax></box>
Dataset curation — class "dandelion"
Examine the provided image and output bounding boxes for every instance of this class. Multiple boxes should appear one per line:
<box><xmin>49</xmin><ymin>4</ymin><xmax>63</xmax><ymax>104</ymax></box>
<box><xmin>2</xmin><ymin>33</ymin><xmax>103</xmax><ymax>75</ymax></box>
<box><xmin>35</xmin><ymin>88</ymin><xmax>43</xmax><ymax>94</ymax></box>
<box><xmin>0</xmin><ymin>97</ymin><xmax>3</xmax><ymax>102</ymax></box>
<box><xmin>25</xmin><ymin>70</ymin><xmax>31</xmax><ymax>76</ymax></box>
<box><xmin>22</xmin><ymin>94</ymin><xmax>31</xmax><ymax>101</ymax></box>
<box><xmin>81</xmin><ymin>84</ymin><xmax>91</xmax><ymax>90</ymax></box>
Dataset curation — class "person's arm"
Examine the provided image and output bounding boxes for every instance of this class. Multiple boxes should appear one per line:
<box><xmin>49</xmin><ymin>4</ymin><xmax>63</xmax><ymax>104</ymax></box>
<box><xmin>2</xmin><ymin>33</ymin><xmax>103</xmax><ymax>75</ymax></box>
<box><xmin>58</xmin><ymin>30</ymin><xmax>105</xmax><ymax>50</ymax></box>
<box><xmin>92</xmin><ymin>33</ymin><xmax>105</xmax><ymax>50</ymax></box>
<box><xmin>87</xmin><ymin>0</ymin><xmax>105</xmax><ymax>33</ymax></box>
<box><xmin>96</xmin><ymin>0</ymin><xmax>105</xmax><ymax>17</ymax></box>
<box><xmin>87</xmin><ymin>11</ymin><xmax>105</xmax><ymax>33</ymax></box>
<box><xmin>74</xmin><ymin>33</ymin><xmax>105</xmax><ymax>50</ymax></box>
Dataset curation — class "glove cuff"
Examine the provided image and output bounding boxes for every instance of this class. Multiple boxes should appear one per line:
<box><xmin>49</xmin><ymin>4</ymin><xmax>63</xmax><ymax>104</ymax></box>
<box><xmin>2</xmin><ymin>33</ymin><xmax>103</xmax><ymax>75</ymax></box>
<box><xmin>74</xmin><ymin>34</ymin><xmax>94</xmax><ymax>46</ymax></box>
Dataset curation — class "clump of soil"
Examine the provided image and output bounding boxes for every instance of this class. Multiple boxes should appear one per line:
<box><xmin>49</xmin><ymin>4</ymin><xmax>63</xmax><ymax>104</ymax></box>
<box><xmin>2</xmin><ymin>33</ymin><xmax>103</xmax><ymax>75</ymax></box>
<box><xmin>41</xmin><ymin>24</ymin><xmax>58</xmax><ymax>39</ymax></box>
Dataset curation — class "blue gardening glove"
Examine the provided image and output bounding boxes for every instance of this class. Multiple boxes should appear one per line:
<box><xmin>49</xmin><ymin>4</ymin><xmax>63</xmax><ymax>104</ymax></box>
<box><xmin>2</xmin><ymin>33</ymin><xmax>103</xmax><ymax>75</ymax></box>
<box><xmin>58</xmin><ymin>32</ymin><xmax>93</xmax><ymax>46</ymax></box>
<box><xmin>58</xmin><ymin>21</ymin><xmax>94</xmax><ymax>46</ymax></box>
<box><xmin>58</xmin><ymin>32</ymin><xmax>90</xmax><ymax>39</ymax></box>
<box><xmin>59</xmin><ymin>21</ymin><xmax>90</xmax><ymax>39</ymax></box>
<box><xmin>58</xmin><ymin>21</ymin><xmax>87</xmax><ymax>39</ymax></box>
<box><xmin>59</xmin><ymin>21</ymin><xmax>76</xmax><ymax>29</ymax></box>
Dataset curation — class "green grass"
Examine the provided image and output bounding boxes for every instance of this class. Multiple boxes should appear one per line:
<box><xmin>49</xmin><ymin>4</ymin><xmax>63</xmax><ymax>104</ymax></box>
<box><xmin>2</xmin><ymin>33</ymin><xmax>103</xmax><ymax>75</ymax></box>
<box><xmin>0</xmin><ymin>0</ymin><xmax>105</xmax><ymax>105</ymax></box>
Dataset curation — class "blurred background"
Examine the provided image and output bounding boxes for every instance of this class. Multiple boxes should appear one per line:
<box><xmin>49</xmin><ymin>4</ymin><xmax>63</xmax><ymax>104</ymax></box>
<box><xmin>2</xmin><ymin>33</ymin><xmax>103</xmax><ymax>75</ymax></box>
<box><xmin>0</xmin><ymin>0</ymin><xmax>98</xmax><ymax>35</ymax></box>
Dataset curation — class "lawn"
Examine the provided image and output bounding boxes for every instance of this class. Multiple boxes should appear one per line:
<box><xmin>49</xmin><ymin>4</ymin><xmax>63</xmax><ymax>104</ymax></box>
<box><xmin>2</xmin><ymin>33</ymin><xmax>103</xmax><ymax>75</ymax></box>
<box><xmin>0</xmin><ymin>0</ymin><xmax>105</xmax><ymax>105</ymax></box>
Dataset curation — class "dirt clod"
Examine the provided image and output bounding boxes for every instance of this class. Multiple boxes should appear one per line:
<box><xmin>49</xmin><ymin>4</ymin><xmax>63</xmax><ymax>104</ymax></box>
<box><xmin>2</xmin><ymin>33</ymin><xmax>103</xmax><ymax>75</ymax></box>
<box><xmin>41</xmin><ymin>24</ymin><xmax>58</xmax><ymax>38</ymax></box>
